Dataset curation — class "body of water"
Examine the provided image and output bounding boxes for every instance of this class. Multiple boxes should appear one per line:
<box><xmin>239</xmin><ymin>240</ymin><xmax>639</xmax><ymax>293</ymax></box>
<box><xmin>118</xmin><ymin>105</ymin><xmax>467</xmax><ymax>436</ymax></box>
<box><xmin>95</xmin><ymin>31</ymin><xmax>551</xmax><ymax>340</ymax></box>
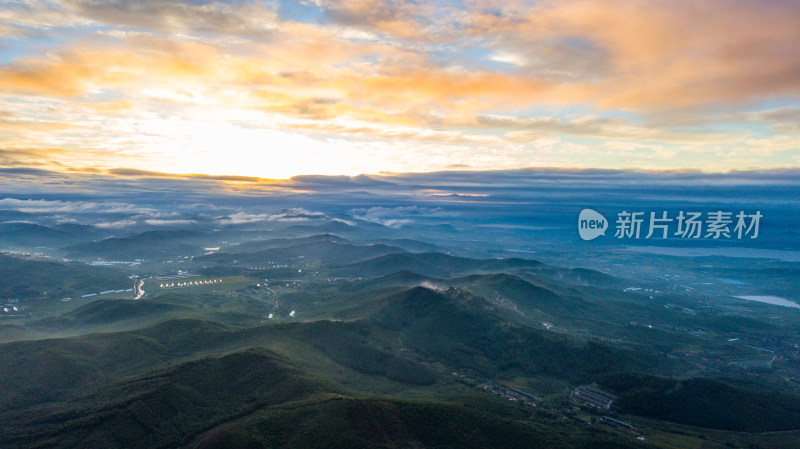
<box><xmin>734</xmin><ymin>295</ymin><xmax>800</xmax><ymax>309</ymax></box>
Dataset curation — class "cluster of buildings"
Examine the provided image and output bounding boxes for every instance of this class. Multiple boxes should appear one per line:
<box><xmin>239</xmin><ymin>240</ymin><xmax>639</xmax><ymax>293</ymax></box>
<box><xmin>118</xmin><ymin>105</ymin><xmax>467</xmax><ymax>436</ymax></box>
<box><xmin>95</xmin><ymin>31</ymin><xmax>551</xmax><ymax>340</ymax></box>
<box><xmin>2</xmin><ymin>298</ymin><xmax>20</xmax><ymax>314</ymax></box>
<box><xmin>159</xmin><ymin>279</ymin><xmax>222</xmax><ymax>288</ymax></box>
<box><xmin>572</xmin><ymin>384</ymin><xmax>617</xmax><ymax>410</ymax></box>
<box><xmin>478</xmin><ymin>382</ymin><xmax>537</xmax><ymax>407</ymax></box>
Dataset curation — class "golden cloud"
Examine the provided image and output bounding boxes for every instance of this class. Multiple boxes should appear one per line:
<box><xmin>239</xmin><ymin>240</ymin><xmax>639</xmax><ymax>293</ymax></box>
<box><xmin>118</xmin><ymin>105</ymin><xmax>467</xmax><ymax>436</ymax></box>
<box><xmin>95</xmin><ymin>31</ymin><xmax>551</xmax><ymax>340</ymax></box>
<box><xmin>0</xmin><ymin>0</ymin><xmax>798</xmax><ymax>175</ymax></box>
<box><xmin>464</xmin><ymin>0</ymin><xmax>800</xmax><ymax>109</ymax></box>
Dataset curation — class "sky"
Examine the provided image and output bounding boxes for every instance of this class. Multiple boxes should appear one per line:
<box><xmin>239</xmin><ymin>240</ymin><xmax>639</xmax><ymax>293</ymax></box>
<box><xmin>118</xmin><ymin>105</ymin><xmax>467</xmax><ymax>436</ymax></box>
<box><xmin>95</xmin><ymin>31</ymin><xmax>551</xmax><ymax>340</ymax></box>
<box><xmin>1</xmin><ymin>0</ymin><xmax>800</xmax><ymax>179</ymax></box>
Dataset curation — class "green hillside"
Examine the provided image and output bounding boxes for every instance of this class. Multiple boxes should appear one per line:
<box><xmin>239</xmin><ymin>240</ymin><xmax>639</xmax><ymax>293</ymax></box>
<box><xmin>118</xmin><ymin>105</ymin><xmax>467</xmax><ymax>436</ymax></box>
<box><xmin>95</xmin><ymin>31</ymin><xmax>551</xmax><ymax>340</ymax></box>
<box><xmin>63</xmin><ymin>230</ymin><xmax>209</xmax><ymax>260</ymax></box>
<box><xmin>334</xmin><ymin>252</ymin><xmax>544</xmax><ymax>278</ymax></box>
<box><xmin>0</xmin><ymin>254</ymin><xmax>130</xmax><ymax>299</ymax></box>
<box><xmin>198</xmin><ymin>238</ymin><xmax>406</xmax><ymax>266</ymax></box>
<box><xmin>602</xmin><ymin>373</ymin><xmax>800</xmax><ymax>432</ymax></box>
<box><xmin>1</xmin><ymin>248</ymin><xmax>799</xmax><ymax>449</ymax></box>
<box><xmin>190</xmin><ymin>397</ymin><xmax>643</xmax><ymax>449</ymax></box>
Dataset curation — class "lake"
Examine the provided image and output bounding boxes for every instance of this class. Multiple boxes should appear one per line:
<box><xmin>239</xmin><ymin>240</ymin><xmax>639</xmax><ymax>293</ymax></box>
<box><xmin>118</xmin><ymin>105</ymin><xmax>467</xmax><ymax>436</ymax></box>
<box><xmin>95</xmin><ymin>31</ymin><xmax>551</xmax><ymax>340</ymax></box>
<box><xmin>734</xmin><ymin>295</ymin><xmax>800</xmax><ymax>309</ymax></box>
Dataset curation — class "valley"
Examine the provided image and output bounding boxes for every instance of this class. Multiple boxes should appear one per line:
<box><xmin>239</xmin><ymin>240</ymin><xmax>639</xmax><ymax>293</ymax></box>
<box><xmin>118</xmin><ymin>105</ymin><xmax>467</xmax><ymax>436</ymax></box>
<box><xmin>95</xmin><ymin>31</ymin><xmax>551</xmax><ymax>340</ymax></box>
<box><xmin>2</xmin><ymin>222</ymin><xmax>799</xmax><ymax>448</ymax></box>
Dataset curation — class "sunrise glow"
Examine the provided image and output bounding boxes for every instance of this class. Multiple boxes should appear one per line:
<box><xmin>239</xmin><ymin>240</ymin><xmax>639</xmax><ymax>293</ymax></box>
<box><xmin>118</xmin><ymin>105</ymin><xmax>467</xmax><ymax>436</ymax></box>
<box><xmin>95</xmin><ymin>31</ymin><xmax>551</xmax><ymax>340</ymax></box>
<box><xmin>2</xmin><ymin>0</ymin><xmax>800</xmax><ymax>178</ymax></box>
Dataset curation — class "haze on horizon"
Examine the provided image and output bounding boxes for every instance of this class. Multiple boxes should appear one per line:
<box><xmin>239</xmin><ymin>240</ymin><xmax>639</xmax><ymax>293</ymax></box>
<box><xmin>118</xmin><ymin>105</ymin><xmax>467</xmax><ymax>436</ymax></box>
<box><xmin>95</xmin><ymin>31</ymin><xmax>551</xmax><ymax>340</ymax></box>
<box><xmin>1</xmin><ymin>0</ymin><xmax>800</xmax><ymax>180</ymax></box>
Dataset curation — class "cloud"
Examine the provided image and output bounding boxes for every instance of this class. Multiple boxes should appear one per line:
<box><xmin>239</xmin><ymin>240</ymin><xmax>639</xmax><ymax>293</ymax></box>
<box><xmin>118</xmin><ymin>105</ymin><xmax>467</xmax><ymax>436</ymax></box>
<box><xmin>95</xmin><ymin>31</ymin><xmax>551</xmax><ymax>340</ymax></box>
<box><xmin>267</xmin><ymin>208</ymin><xmax>326</xmax><ymax>220</ymax></box>
<box><xmin>94</xmin><ymin>219</ymin><xmax>137</xmax><ymax>229</ymax></box>
<box><xmin>0</xmin><ymin>147</ymin><xmax>128</xmax><ymax>171</ymax></box>
<box><xmin>0</xmin><ymin>0</ymin><xmax>798</xmax><ymax>176</ymax></box>
<box><xmin>0</xmin><ymin>198</ymin><xmax>153</xmax><ymax>214</ymax></box>
<box><xmin>0</xmin><ymin>168</ymin><xmax>798</xmax><ymax>231</ymax></box>
<box><xmin>143</xmin><ymin>219</ymin><xmax>197</xmax><ymax>226</ymax></box>
<box><xmin>217</xmin><ymin>208</ymin><xmax>326</xmax><ymax>225</ymax></box>
<box><xmin>749</xmin><ymin>107</ymin><xmax>800</xmax><ymax>134</ymax></box>
<box><xmin>0</xmin><ymin>37</ymin><xmax>227</xmax><ymax>97</ymax></box>
<box><xmin>218</xmin><ymin>211</ymin><xmax>273</xmax><ymax>225</ymax></box>
<box><xmin>312</xmin><ymin>0</ymin><xmax>444</xmax><ymax>41</ymax></box>
<box><xmin>288</xmin><ymin>174</ymin><xmax>394</xmax><ymax>188</ymax></box>
<box><xmin>332</xmin><ymin>217</ymin><xmax>356</xmax><ymax>226</ymax></box>
<box><xmin>349</xmin><ymin>205</ymin><xmax>451</xmax><ymax>228</ymax></box>
<box><xmin>0</xmin><ymin>0</ymin><xmax>89</xmax><ymax>38</ymax></box>
<box><xmin>62</xmin><ymin>0</ymin><xmax>280</xmax><ymax>36</ymax></box>
<box><xmin>479</xmin><ymin>114</ymin><xmax>747</xmax><ymax>144</ymax></box>
<box><xmin>465</xmin><ymin>0</ymin><xmax>800</xmax><ymax>109</ymax></box>
<box><xmin>286</xmin><ymin>120</ymin><xmax>512</xmax><ymax>146</ymax></box>
<box><xmin>0</xmin><ymin>0</ymin><xmax>280</xmax><ymax>38</ymax></box>
<box><xmin>4</xmin><ymin>1</ymin><xmax>800</xmax><ymax>111</ymax></box>
<box><xmin>107</xmin><ymin>168</ymin><xmax>273</xmax><ymax>182</ymax></box>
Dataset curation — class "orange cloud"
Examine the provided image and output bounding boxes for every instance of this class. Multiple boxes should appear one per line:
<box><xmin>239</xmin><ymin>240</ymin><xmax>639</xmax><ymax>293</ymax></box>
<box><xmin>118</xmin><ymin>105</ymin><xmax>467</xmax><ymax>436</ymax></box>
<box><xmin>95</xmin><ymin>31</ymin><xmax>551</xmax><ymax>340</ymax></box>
<box><xmin>464</xmin><ymin>0</ymin><xmax>800</xmax><ymax>109</ymax></box>
<box><xmin>0</xmin><ymin>37</ymin><xmax>220</xmax><ymax>97</ymax></box>
<box><xmin>313</xmin><ymin>0</ymin><xmax>443</xmax><ymax>41</ymax></box>
<box><xmin>0</xmin><ymin>147</ymin><xmax>130</xmax><ymax>169</ymax></box>
<box><xmin>0</xmin><ymin>0</ymin><xmax>798</xmax><ymax>175</ymax></box>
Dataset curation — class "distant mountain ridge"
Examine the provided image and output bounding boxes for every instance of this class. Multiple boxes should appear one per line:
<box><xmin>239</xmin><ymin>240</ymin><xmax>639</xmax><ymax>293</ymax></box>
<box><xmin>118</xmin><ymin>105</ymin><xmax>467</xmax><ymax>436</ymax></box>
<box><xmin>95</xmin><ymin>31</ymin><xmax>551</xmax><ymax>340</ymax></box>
<box><xmin>334</xmin><ymin>252</ymin><xmax>544</xmax><ymax>277</ymax></box>
<box><xmin>198</xmin><ymin>235</ymin><xmax>407</xmax><ymax>266</ymax></box>
<box><xmin>0</xmin><ymin>222</ymin><xmax>106</xmax><ymax>247</ymax></box>
<box><xmin>63</xmin><ymin>229</ymin><xmax>209</xmax><ymax>260</ymax></box>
